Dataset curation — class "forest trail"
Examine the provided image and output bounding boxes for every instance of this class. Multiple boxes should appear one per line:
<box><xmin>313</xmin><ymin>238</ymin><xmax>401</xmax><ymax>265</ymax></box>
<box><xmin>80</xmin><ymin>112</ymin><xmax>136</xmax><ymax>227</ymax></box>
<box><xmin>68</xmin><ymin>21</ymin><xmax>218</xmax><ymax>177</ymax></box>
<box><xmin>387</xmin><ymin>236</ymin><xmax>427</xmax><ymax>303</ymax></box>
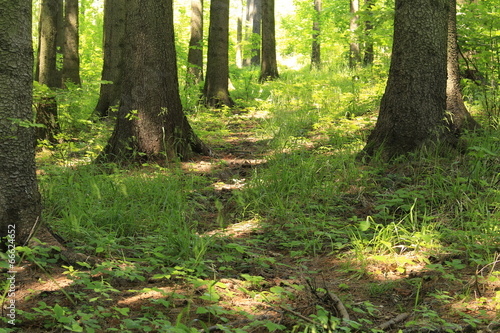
<box><xmin>14</xmin><ymin>107</ymin><xmax>500</xmax><ymax>332</ymax></box>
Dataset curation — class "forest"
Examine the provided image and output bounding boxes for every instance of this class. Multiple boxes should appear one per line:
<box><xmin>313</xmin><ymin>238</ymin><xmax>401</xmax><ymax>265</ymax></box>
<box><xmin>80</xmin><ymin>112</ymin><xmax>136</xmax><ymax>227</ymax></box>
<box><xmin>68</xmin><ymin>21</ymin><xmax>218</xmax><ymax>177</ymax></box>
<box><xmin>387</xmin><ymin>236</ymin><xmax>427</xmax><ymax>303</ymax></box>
<box><xmin>0</xmin><ymin>0</ymin><xmax>499</xmax><ymax>332</ymax></box>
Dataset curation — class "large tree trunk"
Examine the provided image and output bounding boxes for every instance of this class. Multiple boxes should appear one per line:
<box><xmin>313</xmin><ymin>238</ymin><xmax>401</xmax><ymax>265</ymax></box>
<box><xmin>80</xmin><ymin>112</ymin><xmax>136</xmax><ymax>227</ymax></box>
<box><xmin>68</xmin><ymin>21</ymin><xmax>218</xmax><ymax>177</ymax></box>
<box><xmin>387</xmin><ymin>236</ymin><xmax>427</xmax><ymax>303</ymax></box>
<box><xmin>446</xmin><ymin>0</ymin><xmax>479</xmax><ymax>133</ymax></box>
<box><xmin>97</xmin><ymin>0</ymin><xmax>210</xmax><ymax>164</ymax></box>
<box><xmin>94</xmin><ymin>0</ymin><xmax>126</xmax><ymax>118</ymax></box>
<box><xmin>362</xmin><ymin>0</ymin><xmax>456</xmax><ymax>160</ymax></box>
<box><xmin>311</xmin><ymin>0</ymin><xmax>322</xmax><ymax>70</ymax></box>
<box><xmin>203</xmin><ymin>0</ymin><xmax>234</xmax><ymax>107</ymax></box>
<box><xmin>36</xmin><ymin>0</ymin><xmax>63</xmax><ymax>143</ymax></box>
<box><xmin>0</xmin><ymin>0</ymin><xmax>42</xmax><ymax>251</ymax></box>
<box><xmin>244</xmin><ymin>0</ymin><xmax>261</xmax><ymax>67</ymax></box>
<box><xmin>186</xmin><ymin>0</ymin><xmax>204</xmax><ymax>86</ymax></box>
<box><xmin>349</xmin><ymin>0</ymin><xmax>362</xmax><ymax>68</ymax></box>
<box><xmin>259</xmin><ymin>0</ymin><xmax>279</xmax><ymax>82</ymax></box>
<box><xmin>62</xmin><ymin>0</ymin><xmax>81</xmax><ymax>86</ymax></box>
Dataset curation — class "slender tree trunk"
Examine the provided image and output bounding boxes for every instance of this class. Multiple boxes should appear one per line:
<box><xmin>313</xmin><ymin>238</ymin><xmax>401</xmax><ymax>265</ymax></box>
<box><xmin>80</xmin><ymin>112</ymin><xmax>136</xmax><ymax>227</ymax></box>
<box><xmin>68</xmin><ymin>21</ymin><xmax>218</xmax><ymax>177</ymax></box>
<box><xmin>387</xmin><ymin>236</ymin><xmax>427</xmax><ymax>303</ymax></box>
<box><xmin>36</xmin><ymin>0</ymin><xmax>63</xmax><ymax>143</ymax></box>
<box><xmin>203</xmin><ymin>0</ymin><xmax>234</xmax><ymax>107</ymax></box>
<box><xmin>62</xmin><ymin>0</ymin><xmax>81</xmax><ymax>86</ymax></box>
<box><xmin>94</xmin><ymin>0</ymin><xmax>126</xmax><ymax>118</ymax></box>
<box><xmin>97</xmin><ymin>0</ymin><xmax>210</xmax><ymax>164</ymax></box>
<box><xmin>244</xmin><ymin>0</ymin><xmax>261</xmax><ymax>66</ymax></box>
<box><xmin>0</xmin><ymin>0</ymin><xmax>42</xmax><ymax>251</ymax></box>
<box><xmin>186</xmin><ymin>0</ymin><xmax>204</xmax><ymax>86</ymax></box>
<box><xmin>446</xmin><ymin>0</ymin><xmax>479</xmax><ymax>133</ymax></box>
<box><xmin>363</xmin><ymin>0</ymin><xmax>374</xmax><ymax>66</ymax></box>
<box><xmin>349</xmin><ymin>0</ymin><xmax>362</xmax><ymax>68</ymax></box>
<box><xmin>236</xmin><ymin>0</ymin><xmax>244</xmax><ymax>68</ymax></box>
<box><xmin>362</xmin><ymin>0</ymin><xmax>455</xmax><ymax>160</ymax></box>
<box><xmin>259</xmin><ymin>0</ymin><xmax>279</xmax><ymax>82</ymax></box>
<box><xmin>311</xmin><ymin>0</ymin><xmax>322</xmax><ymax>70</ymax></box>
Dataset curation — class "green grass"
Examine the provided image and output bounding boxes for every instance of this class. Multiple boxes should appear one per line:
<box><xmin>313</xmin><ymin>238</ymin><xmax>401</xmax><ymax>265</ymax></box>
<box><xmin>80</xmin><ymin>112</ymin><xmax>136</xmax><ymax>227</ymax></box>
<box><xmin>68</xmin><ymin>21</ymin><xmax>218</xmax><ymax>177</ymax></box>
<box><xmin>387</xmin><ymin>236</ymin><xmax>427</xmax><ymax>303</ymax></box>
<box><xmin>5</xmin><ymin>66</ymin><xmax>499</xmax><ymax>332</ymax></box>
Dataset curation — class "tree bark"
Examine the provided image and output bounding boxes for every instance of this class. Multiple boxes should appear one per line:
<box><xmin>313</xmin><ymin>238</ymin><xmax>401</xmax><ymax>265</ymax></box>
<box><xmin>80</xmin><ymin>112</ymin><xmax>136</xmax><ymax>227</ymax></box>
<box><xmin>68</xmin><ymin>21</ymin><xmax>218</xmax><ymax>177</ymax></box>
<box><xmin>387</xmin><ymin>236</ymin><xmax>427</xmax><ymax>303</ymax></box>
<box><xmin>36</xmin><ymin>0</ymin><xmax>63</xmax><ymax>143</ymax></box>
<box><xmin>363</xmin><ymin>0</ymin><xmax>374</xmax><ymax>66</ymax></box>
<box><xmin>236</xmin><ymin>0</ymin><xmax>244</xmax><ymax>68</ymax></box>
<box><xmin>94</xmin><ymin>0</ymin><xmax>126</xmax><ymax>118</ymax></box>
<box><xmin>0</xmin><ymin>0</ymin><xmax>42</xmax><ymax>251</ymax></box>
<box><xmin>186</xmin><ymin>0</ymin><xmax>204</xmax><ymax>86</ymax></box>
<box><xmin>362</xmin><ymin>0</ymin><xmax>456</xmax><ymax>160</ymax></box>
<box><xmin>203</xmin><ymin>0</ymin><xmax>234</xmax><ymax>107</ymax></box>
<box><xmin>259</xmin><ymin>0</ymin><xmax>279</xmax><ymax>82</ymax></box>
<box><xmin>446</xmin><ymin>0</ymin><xmax>479</xmax><ymax>133</ymax></box>
<box><xmin>97</xmin><ymin>0</ymin><xmax>210</xmax><ymax>164</ymax></box>
<box><xmin>311</xmin><ymin>0</ymin><xmax>322</xmax><ymax>70</ymax></box>
<box><xmin>244</xmin><ymin>0</ymin><xmax>261</xmax><ymax>67</ymax></box>
<box><xmin>349</xmin><ymin>0</ymin><xmax>362</xmax><ymax>68</ymax></box>
<box><xmin>62</xmin><ymin>0</ymin><xmax>81</xmax><ymax>86</ymax></box>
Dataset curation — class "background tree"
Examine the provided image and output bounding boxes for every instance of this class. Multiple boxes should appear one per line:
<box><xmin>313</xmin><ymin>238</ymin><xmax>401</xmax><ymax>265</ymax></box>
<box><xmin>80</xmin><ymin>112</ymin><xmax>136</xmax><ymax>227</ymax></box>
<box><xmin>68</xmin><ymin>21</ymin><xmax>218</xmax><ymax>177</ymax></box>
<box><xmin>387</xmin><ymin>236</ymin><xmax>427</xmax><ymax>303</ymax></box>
<box><xmin>362</xmin><ymin>0</ymin><xmax>455</xmax><ymax>159</ymax></box>
<box><xmin>186</xmin><ymin>0</ymin><xmax>204</xmax><ymax>86</ymax></box>
<box><xmin>94</xmin><ymin>0</ymin><xmax>126</xmax><ymax>118</ymax></box>
<box><xmin>259</xmin><ymin>0</ymin><xmax>279</xmax><ymax>82</ymax></box>
<box><xmin>446</xmin><ymin>0</ymin><xmax>479</xmax><ymax>133</ymax></box>
<box><xmin>349</xmin><ymin>0</ymin><xmax>361</xmax><ymax>68</ymax></box>
<box><xmin>62</xmin><ymin>0</ymin><xmax>81</xmax><ymax>86</ymax></box>
<box><xmin>97</xmin><ymin>0</ymin><xmax>210</xmax><ymax>163</ymax></box>
<box><xmin>36</xmin><ymin>0</ymin><xmax>63</xmax><ymax>143</ymax></box>
<box><xmin>311</xmin><ymin>0</ymin><xmax>322</xmax><ymax>69</ymax></box>
<box><xmin>244</xmin><ymin>0</ymin><xmax>261</xmax><ymax>66</ymax></box>
<box><xmin>203</xmin><ymin>0</ymin><xmax>234</xmax><ymax>107</ymax></box>
<box><xmin>0</xmin><ymin>0</ymin><xmax>42</xmax><ymax>250</ymax></box>
<box><xmin>362</xmin><ymin>0</ymin><xmax>374</xmax><ymax>66</ymax></box>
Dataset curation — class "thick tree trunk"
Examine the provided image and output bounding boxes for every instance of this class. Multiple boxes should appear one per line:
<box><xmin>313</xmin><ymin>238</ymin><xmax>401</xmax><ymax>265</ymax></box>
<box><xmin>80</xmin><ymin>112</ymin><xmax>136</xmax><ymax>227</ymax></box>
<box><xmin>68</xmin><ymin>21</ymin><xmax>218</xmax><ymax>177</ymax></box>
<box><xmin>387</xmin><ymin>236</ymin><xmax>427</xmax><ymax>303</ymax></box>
<box><xmin>362</xmin><ymin>0</ymin><xmax>456</xmax><ymax>159</ymax></box>
<box><xmin>349</xmin><ymin>0</ymin><xmax>362</xmax><ymax>68</ymax></box>
<box><xmin>62</xmin><ymin>0</ymin><xmax>81</xmax><ymax>86</ymax></box>
<box><xmin>36</xmin><ymin>0</ymin><xmax>63</xmax><ymax>143</ymax></box>
<box><xmin>203</xmin><ymin>0</ymin><xmax>234</xmax><ymax>107</ymax></box>
<box><xmin>244</xmin><ymin>0</ymin><xmax>261</xmax><ymax>67</ymax></box>
<box><xmin>94</xmin><ymin>0</ymin><xmax>126</xmax><ymax>118</ymax></box>
<box><xmin>259</xmin><ymin>0</ymin><xmax>279</xmax><ymax>82</ymax></box>
<box><xmin>311</xmin><ymin>0</ymin><xmax>322</xmax><ymax>70</ymax></box>
<box><xmin>186</xmin><ymin>0</ymin><xmax>204</xmax><ymax>86</ymax></box>
<box><xmin>446</xmin><ymin>0</ymin><xmax>479</xmax><ymax>133</ymax></box>
<box><xmin>0</xmin><ymin>0</ymin><xmax>42</xmax><ymax>251</ymax></box>
<box><xmin>97</xmin><ymin>0</ymin><xmax>210</xmax><ymax>164</ymax></box>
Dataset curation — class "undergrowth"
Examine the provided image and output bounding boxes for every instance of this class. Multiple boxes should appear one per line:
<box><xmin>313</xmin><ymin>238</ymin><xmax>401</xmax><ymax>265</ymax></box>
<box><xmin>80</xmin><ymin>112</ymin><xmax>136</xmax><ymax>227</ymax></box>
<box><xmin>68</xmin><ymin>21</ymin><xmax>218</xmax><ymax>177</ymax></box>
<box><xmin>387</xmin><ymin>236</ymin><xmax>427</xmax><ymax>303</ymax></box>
<box><xmin>2</xmin><ymin>66</ymin><xmax>499</xmax><ymax>332</ymax></box>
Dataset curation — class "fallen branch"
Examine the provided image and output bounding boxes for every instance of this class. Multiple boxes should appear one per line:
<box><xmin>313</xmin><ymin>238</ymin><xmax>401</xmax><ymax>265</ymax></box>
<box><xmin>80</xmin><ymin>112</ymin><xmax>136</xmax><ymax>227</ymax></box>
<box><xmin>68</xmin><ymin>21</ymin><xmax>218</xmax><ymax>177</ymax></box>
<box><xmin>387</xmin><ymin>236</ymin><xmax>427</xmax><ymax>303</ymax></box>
<box><xmin>327</xmin><ymin>291</ymin><xmax>350</xmax><ymax>321</ymax></box>
<box><xmin>279</xmin><ymin>305</ymin><xmax>318</xmax><ymax>325</ymax></box>
<box><xmin>379</xmin><ymin>312</ymin><xmax>410</xmax><ymax>330</ymax></box>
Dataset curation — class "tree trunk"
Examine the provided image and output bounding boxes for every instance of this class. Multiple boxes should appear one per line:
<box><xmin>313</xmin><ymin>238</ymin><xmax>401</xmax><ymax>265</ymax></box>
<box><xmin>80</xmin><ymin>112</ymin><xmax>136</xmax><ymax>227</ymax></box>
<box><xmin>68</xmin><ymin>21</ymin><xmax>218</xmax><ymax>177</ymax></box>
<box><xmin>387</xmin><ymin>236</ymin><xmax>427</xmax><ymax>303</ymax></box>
<box><xmin>259</xmin><ymin>0</ymin><xmax>279</xmax><ymax>82</ymax></box>
<box><xmin>36</xmin><ymin>0</ymin><xmax>63</xmax><ymax>143</ymax></box>
<box><xmin>203</xmin><ymin>0</ymin><xmax>234</xmax><ymax>107</ymax></box>
<box><xmin>244</xmin><ymin>0</ymin><xmax>261</xmax><ymax>67</ymax></box>
<box><xmin>363</xmin><ymin>0</ymin><xmax>374</xmax><ymax>66</ymax></box>
<box><xmin>362</xmin><ymin>0</ymin><xmax>456</xmax><ymax>160</ymax></box>
<box><xmin>97</xmin><ymin>0</ymin><xmax>210</xmax><ymax>164</ymax></box>
<box><xmin>94</xmin><ymin>0</ymin><xmax>126</xmax><ymax>118</ymax></box>
<box><xmin>446</xmin><ymin>0</ymin><xmax>479</xmax><ymax>133</ymax></box>
<box><xmin>236</xmin><ymin>0</ymin><xmax>244</xmax><ymax>68</ymax></box>
<box><xmin>349</xmin><ymin>0</ymin><xmax>362</xmax><ymax>68</ymax></box>
<box><xmin>62</xmin><ymin>0</ymin><xmax>81</xmax><ymax>86</ymax></box>
<box><xmin>0</xmin><ymin>0</ymin><xmax>42</xmax><ymax>251</ymax></box>
<box><xmin>311</xmin><ymin>0</ymin><xmax>322</xmax><ymax>70</ymax></box>
<box><xmin>186</xmin><ymin>0</ymin><xmax>204</xmax><ymax>86</ymax></box>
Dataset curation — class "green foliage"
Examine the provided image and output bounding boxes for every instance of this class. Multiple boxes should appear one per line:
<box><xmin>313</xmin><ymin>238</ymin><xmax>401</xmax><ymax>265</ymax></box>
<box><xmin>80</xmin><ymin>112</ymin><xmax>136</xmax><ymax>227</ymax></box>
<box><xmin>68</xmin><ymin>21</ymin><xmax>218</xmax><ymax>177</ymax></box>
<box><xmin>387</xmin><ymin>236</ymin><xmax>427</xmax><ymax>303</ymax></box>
<box><xmin>21</xmin><ymin>1</ymin><xmax>500</xmax><ymax>331</ymax></box>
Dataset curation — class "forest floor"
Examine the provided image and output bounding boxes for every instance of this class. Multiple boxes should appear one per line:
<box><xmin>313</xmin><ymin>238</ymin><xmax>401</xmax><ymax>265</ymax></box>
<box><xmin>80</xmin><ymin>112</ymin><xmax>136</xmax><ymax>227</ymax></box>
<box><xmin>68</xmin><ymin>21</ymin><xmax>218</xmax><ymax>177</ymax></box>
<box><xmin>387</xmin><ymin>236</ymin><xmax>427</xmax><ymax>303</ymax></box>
<box><xmin>4</xmin><ymin>107</ymin><xmax>500</xmax><ymax>333</ymax></box>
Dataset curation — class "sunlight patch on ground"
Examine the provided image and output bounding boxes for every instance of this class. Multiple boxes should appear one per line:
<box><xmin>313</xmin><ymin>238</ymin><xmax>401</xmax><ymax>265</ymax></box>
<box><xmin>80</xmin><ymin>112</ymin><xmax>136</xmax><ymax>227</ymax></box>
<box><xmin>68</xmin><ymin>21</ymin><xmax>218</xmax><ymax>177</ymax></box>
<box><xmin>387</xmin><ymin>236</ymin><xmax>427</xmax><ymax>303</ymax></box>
<box><xmin>204</xmin><ymin>217</ymin><xmax>261</xmax><ymax>238</ymax></box>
